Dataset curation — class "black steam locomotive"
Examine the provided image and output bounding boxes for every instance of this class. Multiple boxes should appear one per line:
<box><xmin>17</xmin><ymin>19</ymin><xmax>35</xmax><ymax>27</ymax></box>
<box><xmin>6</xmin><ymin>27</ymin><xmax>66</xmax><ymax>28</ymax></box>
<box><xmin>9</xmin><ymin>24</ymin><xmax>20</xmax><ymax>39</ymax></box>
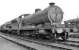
<box><xmin>0</xmin><ymin>3</ymin><xmax>69</xmax><ymax>40</ymax></box>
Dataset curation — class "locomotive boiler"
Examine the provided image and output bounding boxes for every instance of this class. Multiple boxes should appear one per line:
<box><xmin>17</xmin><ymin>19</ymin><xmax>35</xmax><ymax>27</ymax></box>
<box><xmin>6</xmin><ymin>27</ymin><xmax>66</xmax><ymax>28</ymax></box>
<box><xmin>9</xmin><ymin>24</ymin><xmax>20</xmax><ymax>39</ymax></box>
<box><xmin>0</xmin><ymin>3</ymin><xmax>69</xmax><ymax>40</ymax></box>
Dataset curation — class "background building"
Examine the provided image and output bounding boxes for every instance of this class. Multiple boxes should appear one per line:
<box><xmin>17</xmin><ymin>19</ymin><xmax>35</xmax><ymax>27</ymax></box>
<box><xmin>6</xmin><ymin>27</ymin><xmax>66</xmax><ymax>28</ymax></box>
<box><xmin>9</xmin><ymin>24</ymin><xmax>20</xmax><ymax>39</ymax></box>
<box><xmin>64</xmin><ymin>18</ymin><xmax>79</xmax><ymax>32</ymax></box>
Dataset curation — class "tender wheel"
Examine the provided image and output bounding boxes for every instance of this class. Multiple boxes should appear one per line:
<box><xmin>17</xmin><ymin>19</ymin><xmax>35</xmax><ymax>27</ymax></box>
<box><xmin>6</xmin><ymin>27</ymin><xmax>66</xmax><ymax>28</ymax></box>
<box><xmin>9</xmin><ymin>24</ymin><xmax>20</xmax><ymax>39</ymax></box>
<box><xmin>62</xmin><ymin>32</ymin><xmax>69</xmax><ymax>40</ymax></box>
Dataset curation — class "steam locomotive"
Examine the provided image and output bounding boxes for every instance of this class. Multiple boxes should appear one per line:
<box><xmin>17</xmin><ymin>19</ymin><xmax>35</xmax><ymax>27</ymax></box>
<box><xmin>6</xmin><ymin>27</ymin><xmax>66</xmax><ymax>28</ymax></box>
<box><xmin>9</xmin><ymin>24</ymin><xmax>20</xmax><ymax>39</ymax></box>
<box><xmin>0</xmin><ymin>3</ymin><xmax>69</xmax><ymax>40</ymax></box>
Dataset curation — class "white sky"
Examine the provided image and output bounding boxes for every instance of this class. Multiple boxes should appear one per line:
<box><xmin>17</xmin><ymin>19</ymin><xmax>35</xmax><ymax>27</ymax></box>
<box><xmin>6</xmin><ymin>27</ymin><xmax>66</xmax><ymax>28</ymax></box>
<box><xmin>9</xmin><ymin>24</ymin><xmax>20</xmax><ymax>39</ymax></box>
<box><xmin>0</xmin><ymin>0</ymin><xmax>79</xmax><ymax>25</ymax></box>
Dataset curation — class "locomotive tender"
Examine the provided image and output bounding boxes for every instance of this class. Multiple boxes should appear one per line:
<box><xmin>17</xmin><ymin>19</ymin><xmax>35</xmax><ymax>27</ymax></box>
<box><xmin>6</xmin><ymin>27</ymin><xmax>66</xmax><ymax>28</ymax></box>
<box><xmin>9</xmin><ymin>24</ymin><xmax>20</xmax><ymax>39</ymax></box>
<box><xmin>0</xmin><ymin>3</ymin><xmax>69</xmax><ymax>40</ymax></box>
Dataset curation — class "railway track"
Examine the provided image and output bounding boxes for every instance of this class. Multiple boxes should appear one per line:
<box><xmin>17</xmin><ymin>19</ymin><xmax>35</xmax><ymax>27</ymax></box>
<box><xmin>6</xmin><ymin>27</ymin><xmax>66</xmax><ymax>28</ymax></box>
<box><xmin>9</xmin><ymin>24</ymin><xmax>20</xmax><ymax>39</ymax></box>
<box><xmin>0</xmin><ymin>33</ymin><xmax>79</xmax><ymax>50</ymax></box>
<box><xmin>59</xmin><ymin>40</ymin><xmax>79</xmax><ymax>47</ymax></box>
<box><xmin>0</xmin><ymin>33</ymin><xmax>71</xmax><ymax>50</ymax></box>
<box><xmin>19</xmin><ymin>36</ymin><xmax>79</xmax><ymax>50</ymax></box>
<box><xmin>11</xmin><ymin>35</ymin><xmax>70</xmax><ymax>50</ymax></box>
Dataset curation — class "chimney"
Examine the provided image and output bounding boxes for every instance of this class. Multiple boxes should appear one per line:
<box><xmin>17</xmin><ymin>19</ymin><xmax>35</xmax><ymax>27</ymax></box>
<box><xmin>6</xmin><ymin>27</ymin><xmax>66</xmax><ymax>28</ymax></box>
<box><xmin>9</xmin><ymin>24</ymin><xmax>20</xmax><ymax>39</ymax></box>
<box><xmin>49</xmin><ymin>2</ymin><xmax>55</xmax><ymax>6</ymax></box>
<box><xmin>35</xmin><ymin>9</ymin><xmax>41</xmax><ymax>13</ymax></box>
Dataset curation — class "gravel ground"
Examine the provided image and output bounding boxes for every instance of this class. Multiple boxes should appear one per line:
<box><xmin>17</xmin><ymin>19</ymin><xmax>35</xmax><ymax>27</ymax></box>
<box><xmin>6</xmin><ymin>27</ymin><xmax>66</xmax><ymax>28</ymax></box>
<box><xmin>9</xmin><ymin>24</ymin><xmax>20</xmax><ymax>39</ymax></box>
<box><xmin>0</xmin><ymin>37</ymin><xmax>29</xmax><ymax>50</ymax></box>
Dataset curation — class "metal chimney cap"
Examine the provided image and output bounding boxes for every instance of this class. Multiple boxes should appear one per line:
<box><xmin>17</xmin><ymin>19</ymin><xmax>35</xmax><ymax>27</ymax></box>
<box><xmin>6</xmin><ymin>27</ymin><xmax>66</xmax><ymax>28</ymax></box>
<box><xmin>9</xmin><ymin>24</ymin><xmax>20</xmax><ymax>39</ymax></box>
<box><xmin>49</xmin><ymin>2</ymin><xmax>55</xmax><ymax>6</ymax></box>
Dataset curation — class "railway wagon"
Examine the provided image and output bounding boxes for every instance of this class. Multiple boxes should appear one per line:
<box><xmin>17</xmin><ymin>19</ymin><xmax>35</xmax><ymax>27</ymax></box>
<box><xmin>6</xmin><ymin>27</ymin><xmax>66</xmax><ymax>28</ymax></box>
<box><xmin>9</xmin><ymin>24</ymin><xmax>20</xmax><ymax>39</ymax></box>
<box><xmin>0</xmin><ymin>3</ymin><xmax>69</xmax><ymax>40</ymax></box>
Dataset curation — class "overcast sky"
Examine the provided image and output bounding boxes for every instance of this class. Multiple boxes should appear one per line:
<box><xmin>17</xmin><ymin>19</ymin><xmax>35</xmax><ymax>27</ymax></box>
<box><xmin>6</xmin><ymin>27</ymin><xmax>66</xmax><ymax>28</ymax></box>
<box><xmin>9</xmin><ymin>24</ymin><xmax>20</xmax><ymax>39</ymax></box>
<box><xmin>0</xmin><ymin>0</ymin><xmax>79</xmax><ymax>25</ymax></box>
